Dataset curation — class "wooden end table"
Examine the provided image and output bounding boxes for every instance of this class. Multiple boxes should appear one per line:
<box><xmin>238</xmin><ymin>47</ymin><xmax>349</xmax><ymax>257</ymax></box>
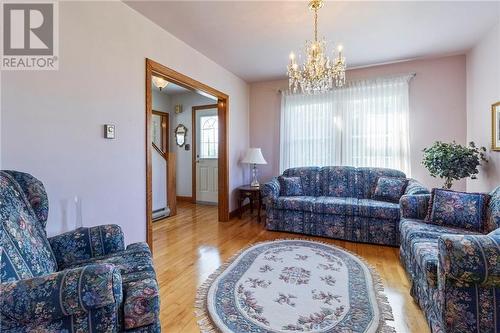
<box><xmin>237</xmin><ymin>185</ymin><xmax>263</xmax><ymax>222</ymax></box>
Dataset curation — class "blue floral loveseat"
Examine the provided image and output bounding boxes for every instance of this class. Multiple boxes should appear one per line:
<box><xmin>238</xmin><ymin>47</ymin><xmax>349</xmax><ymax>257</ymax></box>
<box><xmin>400</xmin><ymin>186</ymin><xmax>500</xmax><ymax>332</ymax></box>
<box><xmin>262</xmin><ymin>166</ymin><xmax>428</xmax><ymax>246</ymax></box>
<box><xmin>0</xmin><ymin>171</ymin><xmax>160</xmax><ymax>332</ymax></box>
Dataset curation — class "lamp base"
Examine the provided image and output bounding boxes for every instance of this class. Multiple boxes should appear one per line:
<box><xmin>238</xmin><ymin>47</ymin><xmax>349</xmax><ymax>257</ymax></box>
<box><xmin>250</xmin><ymin>164</ymin><xmax>260</xmax><ymax>187</ymax></box>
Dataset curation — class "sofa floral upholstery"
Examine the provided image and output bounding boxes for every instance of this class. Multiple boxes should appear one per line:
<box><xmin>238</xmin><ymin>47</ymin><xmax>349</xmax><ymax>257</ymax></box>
<box><xmin>426</xmin><ymin>188</ymin><xmax>490</xmax><ymax>232</ymax></box>
<box><xmin>262</xmin><ymin>166</ymin><xmax>428</xmax><ymax>246</ymax></box>
<box><xmin>0</xmin><ymin>170</ymin><xmax>160</xmax><ymax>332</ymax></box>
<box><xmin>400</xmin><ymin>186</ymin><xmax>500</xmax><ymax>333</ymax></box>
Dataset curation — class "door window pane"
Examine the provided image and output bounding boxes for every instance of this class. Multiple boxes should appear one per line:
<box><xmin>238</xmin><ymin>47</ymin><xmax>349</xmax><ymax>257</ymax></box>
<box><xmin>200</xmin><ymin>115</ymin><xmax>218</xmax><ymax>158</ymax></box>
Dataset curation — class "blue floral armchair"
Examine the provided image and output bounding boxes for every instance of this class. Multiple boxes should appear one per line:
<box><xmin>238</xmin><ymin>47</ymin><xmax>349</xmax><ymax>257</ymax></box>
<box><xmin>0</xmin><ymin>170</ymin><xmax>160</xmax><ymax>332</ymax></box>
<box><xmin>400</xmin><ymin>186</ymin><xmax>500</xmax><ymax>333</ymax></box>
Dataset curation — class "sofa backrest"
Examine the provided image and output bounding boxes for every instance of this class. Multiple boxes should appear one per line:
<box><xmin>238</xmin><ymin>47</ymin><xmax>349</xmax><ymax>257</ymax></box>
<box><xmin>282</xmin><ymin>167</ymin><xmax>321</xmax><ymax>196</ymax></box>
<box><xmin>1</xmin><ymin>171</ymin><xmax>57</xmax><ymax>282</ymax></box>
<box><xmin>282</xmin><ymin>166</ymin><xmax>407</xmax><ymax>198</ymax></box>
<box><xmin>485</xmin><ymin>186</ymin><xmax>500</xmax><ymax>234</ymax></box>
<box><xmin>319</xmin><ymin>166</ymin><xmax>357</xmax><ymax>197</ymax></box>
<box><xmin>2</xmin><ymin>170</ymin><xmax>49</xmax><ymax>229</ymax></box>
<box><xmin>405</xmin><ymin>179</ymin><xmax>430</xmax><ymax>195</ymax></box>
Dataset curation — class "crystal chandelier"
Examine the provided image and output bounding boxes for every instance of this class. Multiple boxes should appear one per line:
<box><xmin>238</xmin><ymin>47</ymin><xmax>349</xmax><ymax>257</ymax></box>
<box><xmin>287</xmin><ymin>0</ymin><xmax>346</xmax><ymax>94</ymax></box>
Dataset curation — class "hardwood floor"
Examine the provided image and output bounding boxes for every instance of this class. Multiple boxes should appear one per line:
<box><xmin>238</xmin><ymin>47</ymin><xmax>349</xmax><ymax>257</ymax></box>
<box><xmin>153</xmin><ymin>202</ymin><xmax>430</xmax><ymax>333</ymax></box>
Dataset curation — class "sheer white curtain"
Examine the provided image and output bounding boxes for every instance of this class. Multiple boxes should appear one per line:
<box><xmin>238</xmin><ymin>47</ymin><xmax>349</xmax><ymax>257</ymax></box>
<box><xmin>280</xmin><ymin>74</ymin><xmax>412</xmax><ymax>175</ymax></box>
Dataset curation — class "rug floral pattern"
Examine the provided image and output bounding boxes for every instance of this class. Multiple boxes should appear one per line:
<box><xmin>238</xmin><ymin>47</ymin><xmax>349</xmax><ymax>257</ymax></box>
<box><xmin>204</xmin><ymin>240</ymin><xmax>391</xmax><ymax>333</ymax></box>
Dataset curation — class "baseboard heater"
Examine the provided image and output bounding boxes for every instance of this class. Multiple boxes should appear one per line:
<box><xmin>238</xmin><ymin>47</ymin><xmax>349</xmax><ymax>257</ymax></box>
<box><xmin>152</xmin><ymin>207</ymin><xmax>170</xmax><ymax>221</ymax></box>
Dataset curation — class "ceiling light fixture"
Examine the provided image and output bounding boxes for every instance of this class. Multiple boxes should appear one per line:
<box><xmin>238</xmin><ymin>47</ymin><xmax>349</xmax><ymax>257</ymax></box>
<box><xmin>152</xmin><ymin>76</ymin><xmax>168</xmax><ymax>91</ymax></box>
<box><xmin>287</xmin><ymin>0</ymin><xmax>346</xmax><ymax>94</ymax></box>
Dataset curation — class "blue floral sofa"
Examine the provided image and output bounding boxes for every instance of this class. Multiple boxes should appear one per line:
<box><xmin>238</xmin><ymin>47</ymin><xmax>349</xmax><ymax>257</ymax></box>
<box><xmin>0</xmin><ymin>171</ymin><xmax>160</xmax><ymax>332</ymax></box>
<box><xmin>262</xmin><ymin>166</ymin><xmax>428</xmax><ymax>246</ymax></box>
<box><xmin>400</xmin><ymin>186</ymin><xmax>500</xmax><ymax>332</ymax></box>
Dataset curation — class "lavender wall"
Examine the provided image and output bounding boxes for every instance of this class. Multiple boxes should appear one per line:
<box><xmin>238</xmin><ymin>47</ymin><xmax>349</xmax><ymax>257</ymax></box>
<box><xmin>466</xmin><ymin>22</ymin><xmax>500</xmax><ymax>192</ymax></box>
<box><xmin>249</xmin><ymin>55</ymin><xmax>467</xmax><ymax>190</ymax></box>
<box><xmin>1</xmin><ymin>2</ymin><xmax>250</xmax><ymax>243</ymax></box>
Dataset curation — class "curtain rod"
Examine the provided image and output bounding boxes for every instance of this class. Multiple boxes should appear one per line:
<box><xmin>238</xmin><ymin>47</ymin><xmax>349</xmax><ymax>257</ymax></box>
<box><xmin>277</xmin><ymin>72</ymin><xmax>417</xmax><ymax>94</ymax></box>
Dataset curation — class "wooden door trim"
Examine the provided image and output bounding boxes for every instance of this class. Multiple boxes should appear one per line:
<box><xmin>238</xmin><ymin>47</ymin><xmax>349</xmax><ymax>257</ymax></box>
<box><xmin>192</xmin><ymin>104</ymin><xmax>218</xmax><ymax>204</ymax></box>
<box><xmin>145</xmin><ymin>58</ymin><xmax>230</xmax><ymax>251</ymax></box>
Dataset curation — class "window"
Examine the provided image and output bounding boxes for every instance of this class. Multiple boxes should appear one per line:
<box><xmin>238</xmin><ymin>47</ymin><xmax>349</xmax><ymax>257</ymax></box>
<box><xmin>280</xmin><ymin>75</ymin><xmax>412</xmax><ymax>175</ymax></box>
<box><xmin>200</xmin><ymin>115</ymin><xmax>218</xmax><ymax>158</ymax></box>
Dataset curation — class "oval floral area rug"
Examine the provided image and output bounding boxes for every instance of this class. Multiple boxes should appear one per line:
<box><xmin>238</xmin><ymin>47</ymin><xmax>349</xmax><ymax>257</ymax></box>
<box><xmin>195</xmin><ymin>240</ymin><xmax>395</xmax><ymax>333</ymax></box>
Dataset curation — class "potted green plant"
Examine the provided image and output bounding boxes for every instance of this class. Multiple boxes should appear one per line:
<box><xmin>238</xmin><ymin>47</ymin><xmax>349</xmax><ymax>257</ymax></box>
<box><xmin>422</xmin><ymin>141</ymin><xmax>488</xmax><ymax>189</ymax></box>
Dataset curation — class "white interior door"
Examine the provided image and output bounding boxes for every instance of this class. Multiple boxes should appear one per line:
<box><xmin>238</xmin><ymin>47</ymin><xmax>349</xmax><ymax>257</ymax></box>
<box><xmin>196</xmin><ymin>108</ymin><xmax>218</xmax><ymax>204</ymax></box>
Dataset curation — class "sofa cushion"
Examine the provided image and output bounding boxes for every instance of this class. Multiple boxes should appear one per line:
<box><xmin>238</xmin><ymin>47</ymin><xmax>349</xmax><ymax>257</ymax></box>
<box><xmin>357</xmin><ymin>199</ymin><xmax>400</xmax><ymax>220</ymax></box>
<box><xmin>319</xmin><ymin>166</ymin><xmax>356</xmax><ymax>197</ymax></box>
<box><xmin>278</xmin><ymin>176</ymin><xmax>303</xmax><ymax>196</ymax></box>
<box><xmin>313</xmin><ymin>197</ymin><xmax>358</xmax><ymax>215</ymax></box>
<box><xmin>1</xmin><ymin>172</ymin><xmax>57</xmax><ymax>282</ymax></box>
<box><xmin>373</xmin><ymin>176</ymin><xmax>408</xmax><ymax>203</ymax></box>
<box><xmin>275</xmin><ymin>196</ymin><xmax>316</xmax><ymax>212</ymax></box>
<box><xmin>400</xmin><ymin>219</ymin><xmax>480</xmax><ymax>287</ymax></box>
<box><xmin>426</xmin><ymin>189</ymin><xmax>490</xmax><ymax>232</ymax></box>
<box><xmin>282</xmin><ymin>167</ymin><xmax>321</xmax><ymax>197</ymax></box>
<box><xmin>355</xmin><ymin>167</ymin><xmax>406</xmax><ymax>199</ymax></box>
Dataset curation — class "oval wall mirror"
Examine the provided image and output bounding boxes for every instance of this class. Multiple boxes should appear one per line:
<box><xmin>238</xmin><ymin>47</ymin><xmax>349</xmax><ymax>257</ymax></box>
<box><xmin>175</xmin><ymin>124</ymin><xmax>187</xmax><ymax>147</ymax></box>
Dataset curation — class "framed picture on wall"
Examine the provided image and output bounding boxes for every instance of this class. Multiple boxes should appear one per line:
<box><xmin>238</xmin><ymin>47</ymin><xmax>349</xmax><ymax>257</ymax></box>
<box><xmin>493</xmin><ymin>102</ymin><xmax>500</xmax><ymax>151</ymax></box>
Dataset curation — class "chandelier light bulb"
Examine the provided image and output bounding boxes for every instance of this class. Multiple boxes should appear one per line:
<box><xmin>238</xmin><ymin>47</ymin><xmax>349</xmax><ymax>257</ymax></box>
<box><xmin>289</xmin><ymin>52</ymin><xmax>296</xmax><ymax>61</ymax></box>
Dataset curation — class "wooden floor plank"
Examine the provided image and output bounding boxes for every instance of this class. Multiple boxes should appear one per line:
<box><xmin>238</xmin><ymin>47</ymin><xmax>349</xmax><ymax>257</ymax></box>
<box><xmin>153</xmin><ymin>202</ymin><xmax>430</xmax><ymax>333</ymax></box>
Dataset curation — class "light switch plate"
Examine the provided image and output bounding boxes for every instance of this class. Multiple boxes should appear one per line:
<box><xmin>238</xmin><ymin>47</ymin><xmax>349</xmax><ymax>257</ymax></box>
<box><xmin>104</xmin><ymin>124</ymin><xmax>115</xmax><ymax>139</ymax></box>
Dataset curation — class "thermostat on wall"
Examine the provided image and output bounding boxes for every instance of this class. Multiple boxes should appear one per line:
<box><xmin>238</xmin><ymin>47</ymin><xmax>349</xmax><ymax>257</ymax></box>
<box><xmin>104</xmin><ymin>124</ymin><xmax>115</xmax><ymax>139</ymax></box>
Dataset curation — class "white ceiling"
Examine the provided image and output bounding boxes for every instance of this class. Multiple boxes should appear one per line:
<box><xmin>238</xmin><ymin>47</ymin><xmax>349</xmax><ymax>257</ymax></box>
<box><xmin>127</xmin><ymin>1</ymin><xmax>500</xmax><ymax>83</ymax></box>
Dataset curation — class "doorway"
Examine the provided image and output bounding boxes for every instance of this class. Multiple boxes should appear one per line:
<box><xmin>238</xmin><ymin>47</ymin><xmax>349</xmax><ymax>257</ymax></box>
<box><xmin>192</xmin><ymin>104</ymin><xmax>219</xmax><ymax>204</ymax></box>
<box><xmin>151</xmin><ymin>110</ymin><xmax>170</xmax><ymax>220</ymax></box>
<box><xmin>145</xmin><ymin>58</ymin><xmax>230</xmax><ymax>250</ymax></box>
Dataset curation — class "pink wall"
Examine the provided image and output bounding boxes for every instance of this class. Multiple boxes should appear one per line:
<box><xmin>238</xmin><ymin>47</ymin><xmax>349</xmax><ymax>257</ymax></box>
<box><xmin>249</xmin><ymin>55</ymin><xmax>467</xmax><ymax>191</ymax></box>
<box><xmin>466</xmin><ymin>22</ymin><xmax>500</xmax><ymax>193</ymax></box>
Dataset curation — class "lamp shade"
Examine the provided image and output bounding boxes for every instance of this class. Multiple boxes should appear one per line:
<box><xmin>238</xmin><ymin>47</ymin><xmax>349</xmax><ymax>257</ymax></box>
<box><xmin>152</xmin><ymin>76</ymin><xmax>168</xmax><ymax>90</ymax></box>
<box><xmin>242</xmin><ymin>148</ymin><xmax>267</xmax><ymax>165</ymax></box>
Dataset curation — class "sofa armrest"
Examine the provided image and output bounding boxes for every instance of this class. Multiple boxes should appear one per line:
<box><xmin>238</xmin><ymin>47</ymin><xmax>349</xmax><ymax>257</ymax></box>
<box><xmin>400</xmin><ymin>194</ymin><xmax>431</xmax><ymax>219</ymax></box>
<box><xmin>438</xmin><ymin>233</ymin><xmax>500</xmax><ymax>286</ymax></box>
<box><xmin>49</xmin><ymin>224</ymin><xmax>125</xmax><ymax>269</ymax></box>
<box><xmin>261</xmin><ymin>177</ymin><xmax>280</xmax><ymax>203</ymax></box>
<box><xmin>0</xmin><ymin>264</ymin><xmax>122</xmax><ymax>326</ymax></box>
<box><xmin>405</xmin><ymin>179</ymin><xmax>430</xmax><ymax>195</ymax></box>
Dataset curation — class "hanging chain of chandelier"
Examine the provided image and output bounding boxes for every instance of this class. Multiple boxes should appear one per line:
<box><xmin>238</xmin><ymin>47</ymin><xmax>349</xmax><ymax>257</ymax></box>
<box><xmin>287</xmin><ymin>0</ymin><xmax>346</xmax><ymax>94</ymax></box>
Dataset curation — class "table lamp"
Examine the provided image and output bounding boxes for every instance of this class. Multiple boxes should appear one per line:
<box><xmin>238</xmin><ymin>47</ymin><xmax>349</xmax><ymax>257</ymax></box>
<box><xmin>242</xmin><ymin>148</ymin><xmax>267</xmax><ymax>187</ymax></box>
